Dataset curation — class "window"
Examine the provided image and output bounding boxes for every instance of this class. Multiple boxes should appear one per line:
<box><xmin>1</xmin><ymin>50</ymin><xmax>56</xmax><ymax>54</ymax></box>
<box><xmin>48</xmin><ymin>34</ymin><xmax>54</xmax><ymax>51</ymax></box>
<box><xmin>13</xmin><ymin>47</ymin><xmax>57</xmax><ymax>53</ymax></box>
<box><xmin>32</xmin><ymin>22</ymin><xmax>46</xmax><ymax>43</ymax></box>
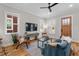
<box><xmin>62</xmin><ymin>17</ymin><xmax>71</xmax><ymax>25</ymax></box>
<box><xmin>6</xmin><ymin>17</ymin><xmax>13</xmax><ymax>30</ymax></box>
<box><xmin>5</xmin><ymin>13</ymin><xmax>19</xmax><ymax>34</ymax></box>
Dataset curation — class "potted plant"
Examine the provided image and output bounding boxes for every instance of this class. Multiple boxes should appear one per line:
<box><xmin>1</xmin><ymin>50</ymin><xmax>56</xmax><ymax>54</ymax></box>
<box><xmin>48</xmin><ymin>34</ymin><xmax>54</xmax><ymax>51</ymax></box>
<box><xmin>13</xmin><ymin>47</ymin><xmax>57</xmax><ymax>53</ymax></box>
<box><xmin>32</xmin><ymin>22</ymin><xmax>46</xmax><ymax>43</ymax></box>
<box><xmin>11</xmin><ymin>34</ymin><xmax>18</xmax><ymax>44</ymax></box>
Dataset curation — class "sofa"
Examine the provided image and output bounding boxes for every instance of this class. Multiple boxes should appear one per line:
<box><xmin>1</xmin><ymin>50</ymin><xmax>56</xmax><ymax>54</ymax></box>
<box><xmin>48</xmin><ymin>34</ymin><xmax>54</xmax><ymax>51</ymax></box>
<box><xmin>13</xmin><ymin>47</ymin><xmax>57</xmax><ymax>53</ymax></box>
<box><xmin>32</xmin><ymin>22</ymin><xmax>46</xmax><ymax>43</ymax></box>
<box><xmin>41</xmin><ymin>40</ymin><xmax>71</xmax><ymax>56</ymax></box>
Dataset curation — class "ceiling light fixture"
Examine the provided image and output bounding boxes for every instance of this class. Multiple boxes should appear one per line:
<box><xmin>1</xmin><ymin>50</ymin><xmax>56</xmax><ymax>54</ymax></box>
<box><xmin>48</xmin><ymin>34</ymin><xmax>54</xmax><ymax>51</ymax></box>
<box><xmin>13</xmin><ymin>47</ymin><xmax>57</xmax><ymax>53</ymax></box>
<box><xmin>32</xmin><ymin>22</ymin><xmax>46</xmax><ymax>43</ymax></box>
<box><xmin>69</xmin><ymin>4</ymin><xmax>73</xmax><ymax>7</ymax></box>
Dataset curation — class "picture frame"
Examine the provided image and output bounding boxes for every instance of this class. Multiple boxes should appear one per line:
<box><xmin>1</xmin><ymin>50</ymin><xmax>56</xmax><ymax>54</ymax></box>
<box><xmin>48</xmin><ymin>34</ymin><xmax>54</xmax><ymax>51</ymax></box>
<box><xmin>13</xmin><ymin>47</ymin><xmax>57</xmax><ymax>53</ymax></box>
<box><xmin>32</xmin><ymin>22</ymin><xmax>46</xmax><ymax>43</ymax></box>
<box><xmin>6</xmin><ymin>18</ymin><xmax>13</xmax><ymax>30</ymax></box>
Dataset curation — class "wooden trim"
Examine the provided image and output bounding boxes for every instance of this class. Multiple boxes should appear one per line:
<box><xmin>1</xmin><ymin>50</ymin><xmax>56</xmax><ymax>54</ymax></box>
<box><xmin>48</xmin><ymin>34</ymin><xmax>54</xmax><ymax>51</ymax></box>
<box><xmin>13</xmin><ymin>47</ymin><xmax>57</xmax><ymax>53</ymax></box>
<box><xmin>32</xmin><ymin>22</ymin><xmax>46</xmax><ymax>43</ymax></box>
<box><xmin>61</xmin><ymin>16</ymin><xmax>72</xmax><ymax>37</ymax></box>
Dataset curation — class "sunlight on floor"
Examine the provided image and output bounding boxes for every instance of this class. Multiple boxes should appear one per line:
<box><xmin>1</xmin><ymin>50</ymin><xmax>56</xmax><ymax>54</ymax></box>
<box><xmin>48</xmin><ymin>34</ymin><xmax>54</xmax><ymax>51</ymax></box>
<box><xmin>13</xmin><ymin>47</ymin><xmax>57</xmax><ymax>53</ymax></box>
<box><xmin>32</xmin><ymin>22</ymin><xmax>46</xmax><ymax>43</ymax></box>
<box><xmin>24</xmin><ymin>41</ymin><xmax>42</xmax><ymax>56</ymax></box>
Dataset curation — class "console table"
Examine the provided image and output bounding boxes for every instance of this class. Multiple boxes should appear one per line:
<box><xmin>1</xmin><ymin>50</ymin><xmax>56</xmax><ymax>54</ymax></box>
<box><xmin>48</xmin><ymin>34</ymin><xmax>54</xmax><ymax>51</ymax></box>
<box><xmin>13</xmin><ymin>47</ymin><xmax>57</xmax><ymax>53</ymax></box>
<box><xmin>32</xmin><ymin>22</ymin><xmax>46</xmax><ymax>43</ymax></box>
<box><xmin>24</xmin><ymin>33</ymin><xmax>39</xmax><ymax>40</ymax></box>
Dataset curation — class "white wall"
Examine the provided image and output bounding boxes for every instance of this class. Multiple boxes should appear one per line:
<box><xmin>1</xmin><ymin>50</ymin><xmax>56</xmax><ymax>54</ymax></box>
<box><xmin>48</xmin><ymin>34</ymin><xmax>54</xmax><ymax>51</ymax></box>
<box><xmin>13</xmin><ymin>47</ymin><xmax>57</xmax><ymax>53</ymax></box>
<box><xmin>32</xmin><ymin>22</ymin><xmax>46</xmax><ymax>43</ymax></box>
<box><xmin>43</xmin><ymin>18</ymin><xmax>56</xmax><ymax>38</ymax></box>
<box><xmin>72</xmin><ymin>13</ymin><xmax>79</xmax><ymax>40</ymax></box>
<box><xmin>0</xmin><ymin>4</ymin><xmax>44</xmax><ymax>47</ymax></box>
<box><xmin>46</xmin><ymin>12</ymin><xmax>79</xmax><ymax>40</ymax></box>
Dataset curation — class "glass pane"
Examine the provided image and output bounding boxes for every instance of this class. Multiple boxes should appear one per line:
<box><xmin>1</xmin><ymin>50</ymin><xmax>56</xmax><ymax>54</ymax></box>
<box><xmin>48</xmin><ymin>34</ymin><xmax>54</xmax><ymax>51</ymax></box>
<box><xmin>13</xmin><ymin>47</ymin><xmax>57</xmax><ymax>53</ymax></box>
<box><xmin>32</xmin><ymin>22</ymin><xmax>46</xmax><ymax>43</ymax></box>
<box><xmin>13</xmin><ymin>16</ymin><xmax>17</xmax><ymax>23</ymax></box>
<box><xmin>6</xmin><ymin>18</ymin><xmax>13</xmax><ymax>29</ymax></box>
<box><xmin>62</xmin><ymin>18</ymin><xmax>70</xmax><ymax>25</ymax></box>
<box><xmin>67</xmin><ymin>18</ymin><xmax>70</xmax><ymax>24</ymax></box>
<box><xmin>13</xmin><ymin>25</ymin><xmax>17</xmax><ymax>32</ymax></box>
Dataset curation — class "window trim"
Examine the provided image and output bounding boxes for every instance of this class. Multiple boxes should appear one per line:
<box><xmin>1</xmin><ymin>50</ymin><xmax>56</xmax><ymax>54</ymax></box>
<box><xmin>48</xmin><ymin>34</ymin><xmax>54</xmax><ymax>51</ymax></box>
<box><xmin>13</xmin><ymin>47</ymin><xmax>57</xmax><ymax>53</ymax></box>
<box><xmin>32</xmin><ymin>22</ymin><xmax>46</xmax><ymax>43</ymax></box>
<box><xmin>5</xmin><ymin>12</ymin><xmax>19</xmax><ymax>34</ymax></box>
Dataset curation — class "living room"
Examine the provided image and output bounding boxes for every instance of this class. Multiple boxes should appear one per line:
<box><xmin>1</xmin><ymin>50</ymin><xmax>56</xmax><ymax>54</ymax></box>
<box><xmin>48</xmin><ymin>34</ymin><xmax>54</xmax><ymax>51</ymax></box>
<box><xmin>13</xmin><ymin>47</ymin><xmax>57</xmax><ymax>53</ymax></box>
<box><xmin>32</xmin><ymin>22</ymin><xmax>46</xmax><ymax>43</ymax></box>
<box><xmin>0</xmin><ymin>3</ymin><xmax>79</xmax><ymax>56</ymax></box>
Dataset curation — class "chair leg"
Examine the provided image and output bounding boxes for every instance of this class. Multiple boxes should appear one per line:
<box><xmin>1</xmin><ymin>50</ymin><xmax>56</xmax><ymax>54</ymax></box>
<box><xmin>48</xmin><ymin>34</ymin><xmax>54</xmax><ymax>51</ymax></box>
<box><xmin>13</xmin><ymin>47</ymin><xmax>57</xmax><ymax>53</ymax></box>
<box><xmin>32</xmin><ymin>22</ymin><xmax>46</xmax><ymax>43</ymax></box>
<box><xmin>16</xmin><ymin>43</ymin><xmax>21</xmax><ymax>49</ymax></box>
<box><xmin>26</xmin><ymin>43</ymin><xmax>29</xmax><ymax>48</ymax></box>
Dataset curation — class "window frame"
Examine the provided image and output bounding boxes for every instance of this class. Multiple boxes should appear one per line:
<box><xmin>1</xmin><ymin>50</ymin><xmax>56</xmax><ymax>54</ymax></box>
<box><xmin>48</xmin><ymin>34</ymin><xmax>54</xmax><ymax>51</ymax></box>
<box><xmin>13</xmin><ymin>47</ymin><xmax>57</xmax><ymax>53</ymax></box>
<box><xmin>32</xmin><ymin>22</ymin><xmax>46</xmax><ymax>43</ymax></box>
<box><xmin>5</xmin><ymin>12</ymin><xmax>19</xmax><ymax>34</ymax></box>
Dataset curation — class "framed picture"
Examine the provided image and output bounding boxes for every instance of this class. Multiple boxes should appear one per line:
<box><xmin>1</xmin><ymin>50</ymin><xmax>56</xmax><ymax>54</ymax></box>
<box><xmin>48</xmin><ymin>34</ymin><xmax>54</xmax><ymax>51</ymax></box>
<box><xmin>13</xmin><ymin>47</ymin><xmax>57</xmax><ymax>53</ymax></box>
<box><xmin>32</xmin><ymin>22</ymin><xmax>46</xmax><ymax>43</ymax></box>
<box><xmin>25</xmin><ymin>23</ymin><xmax>37</xmax><ymax>31</ymax></box>
<box><xmin>5</xmin><ymin>13</ymin><xmax>19</xmax><ymax>34</ymax></box>
<box><xmin>6</xmin><ymin>18</ymin><xmax>13</xmax><ymax>30</ymax></box>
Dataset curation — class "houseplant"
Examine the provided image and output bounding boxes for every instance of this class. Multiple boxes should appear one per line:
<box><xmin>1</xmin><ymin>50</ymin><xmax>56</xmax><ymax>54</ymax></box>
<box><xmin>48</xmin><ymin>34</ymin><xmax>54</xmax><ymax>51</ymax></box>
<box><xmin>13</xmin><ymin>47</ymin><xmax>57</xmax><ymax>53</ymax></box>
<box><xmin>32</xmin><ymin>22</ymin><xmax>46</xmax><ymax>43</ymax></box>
<box><xmin>11</xmin><ymin>34</ymin><xmax>18</xmax><ymax>44</ymax></box>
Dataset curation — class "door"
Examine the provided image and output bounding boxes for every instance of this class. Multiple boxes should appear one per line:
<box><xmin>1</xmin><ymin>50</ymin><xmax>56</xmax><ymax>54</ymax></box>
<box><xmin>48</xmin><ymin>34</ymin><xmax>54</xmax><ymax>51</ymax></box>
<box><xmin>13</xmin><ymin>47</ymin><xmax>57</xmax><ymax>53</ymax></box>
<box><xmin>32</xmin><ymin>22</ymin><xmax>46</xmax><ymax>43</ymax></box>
<box><xmin>61</xmin><ymin>16</ymin><xmax>72</xmax><ymax>37</ymax></box>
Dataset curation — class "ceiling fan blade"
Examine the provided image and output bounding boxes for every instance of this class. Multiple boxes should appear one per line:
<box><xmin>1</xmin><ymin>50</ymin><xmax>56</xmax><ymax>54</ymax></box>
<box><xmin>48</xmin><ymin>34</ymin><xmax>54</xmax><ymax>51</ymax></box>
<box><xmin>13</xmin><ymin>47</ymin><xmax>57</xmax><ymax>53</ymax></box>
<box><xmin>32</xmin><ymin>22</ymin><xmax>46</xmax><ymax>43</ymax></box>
<box><xmin>50</xmin><ymin>3</ymin><xmax>58</xmax><ymax>7</ymax></box>
<box><xmin>40</xmin><ymin>7</ymin><xmax>48</xmax><ymax>9</ymax></box>
<box><xmin>49</xmin><ymin>8</ymin><xmax>52</xmax><ymax>12</ymax></box>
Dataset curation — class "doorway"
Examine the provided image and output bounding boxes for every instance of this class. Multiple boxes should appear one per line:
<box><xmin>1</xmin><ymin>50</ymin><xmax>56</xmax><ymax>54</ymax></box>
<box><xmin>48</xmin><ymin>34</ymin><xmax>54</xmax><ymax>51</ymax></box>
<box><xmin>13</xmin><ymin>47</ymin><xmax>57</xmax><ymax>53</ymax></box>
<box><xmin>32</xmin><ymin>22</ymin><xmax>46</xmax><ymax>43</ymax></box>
<box><xmin>61</xmin><ymin>16</ymin><xmax>72</xmax><ymax>37</ymax></box>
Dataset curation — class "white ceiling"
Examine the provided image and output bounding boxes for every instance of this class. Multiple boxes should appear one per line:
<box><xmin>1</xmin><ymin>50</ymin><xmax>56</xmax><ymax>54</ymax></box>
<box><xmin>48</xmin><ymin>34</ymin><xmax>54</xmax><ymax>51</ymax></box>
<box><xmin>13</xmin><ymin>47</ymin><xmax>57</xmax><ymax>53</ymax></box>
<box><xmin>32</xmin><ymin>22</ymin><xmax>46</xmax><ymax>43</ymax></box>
<box><xmin>1</xmin><ymin>3</ymin><xmax>79</xmax><ymax>18</ymax></box>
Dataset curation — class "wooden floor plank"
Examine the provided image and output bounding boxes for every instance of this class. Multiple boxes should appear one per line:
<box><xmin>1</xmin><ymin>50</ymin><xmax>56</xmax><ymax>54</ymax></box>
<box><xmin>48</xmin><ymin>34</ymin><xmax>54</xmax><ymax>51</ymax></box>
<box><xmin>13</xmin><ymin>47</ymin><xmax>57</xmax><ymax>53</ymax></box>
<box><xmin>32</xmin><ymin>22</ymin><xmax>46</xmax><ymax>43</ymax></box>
<box><xmin>0</xmin><ymin>44</ymin><xmax>30</xmax><ymax>56</ymax></box>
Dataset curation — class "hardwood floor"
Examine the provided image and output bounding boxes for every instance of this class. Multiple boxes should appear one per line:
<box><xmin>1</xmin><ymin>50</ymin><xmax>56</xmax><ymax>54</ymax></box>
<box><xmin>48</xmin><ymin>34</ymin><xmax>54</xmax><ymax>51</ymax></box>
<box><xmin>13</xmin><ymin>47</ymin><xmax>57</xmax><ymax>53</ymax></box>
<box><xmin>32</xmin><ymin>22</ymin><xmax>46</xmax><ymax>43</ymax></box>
<box><xmin>0</xmin><ymin>44</ymin><xmax>30</xmax><ymax>56</ymax></box>
<box><xmin>71</xmin><ymin>41</ymin><xmax>79</xmax><ymax>56</ymax></box>
<box><xmin>0</xmin><ymin>40</ymin><xmax>36</xmax><ymax>56</ymax></box>
<box><xmin>0</xmin><ymin>40</ymin><xmax>79</xmax><ymax>56</ymax></box>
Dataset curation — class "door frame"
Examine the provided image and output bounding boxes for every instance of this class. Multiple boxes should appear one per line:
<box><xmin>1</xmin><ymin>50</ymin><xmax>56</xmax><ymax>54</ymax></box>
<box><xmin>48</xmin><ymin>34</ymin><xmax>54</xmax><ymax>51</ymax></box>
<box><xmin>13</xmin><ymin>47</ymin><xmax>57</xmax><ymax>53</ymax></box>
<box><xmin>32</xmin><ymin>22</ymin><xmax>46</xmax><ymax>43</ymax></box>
<box><xmin>61</xmin><ymin>15</ymin><xmax>73</xmax><ymax>37</ymax></box>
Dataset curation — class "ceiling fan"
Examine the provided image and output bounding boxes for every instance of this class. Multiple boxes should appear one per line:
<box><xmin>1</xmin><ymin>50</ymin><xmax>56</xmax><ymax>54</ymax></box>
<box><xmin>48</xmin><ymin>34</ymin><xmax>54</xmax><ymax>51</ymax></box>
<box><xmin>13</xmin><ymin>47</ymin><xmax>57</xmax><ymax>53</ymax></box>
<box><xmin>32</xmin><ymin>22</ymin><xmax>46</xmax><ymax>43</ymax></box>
<box><xmin>40</xmin><ymin>3</ymin><xmax>58</xmax><ymax>12</ymax></box>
